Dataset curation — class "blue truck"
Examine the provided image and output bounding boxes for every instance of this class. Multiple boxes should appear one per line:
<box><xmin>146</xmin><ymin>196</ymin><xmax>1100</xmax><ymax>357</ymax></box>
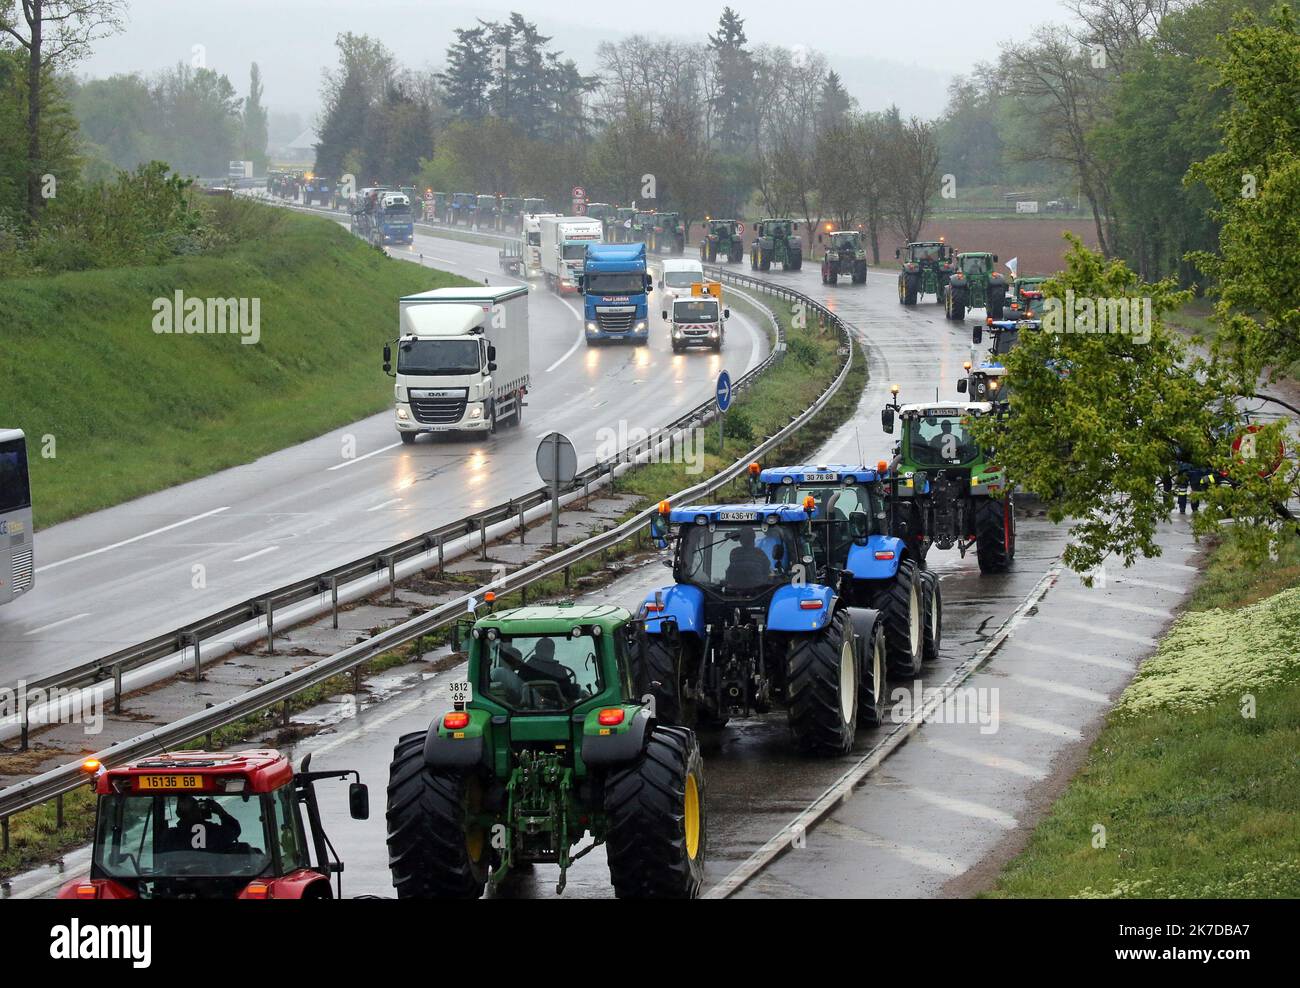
<box><xmin>351</xmin><ymin>188</ymin><xmax>415</xmax><ymax>246</ymax></box>
<box><xmin>638</xmin><ymin>501</ymin><xmax>890</xmax><ymax>755</ymax></box>
<box><xmin>753</xmin><ymin>462</ymin><xmax>937</xmax><ymax>677</ymax></box>
<box><xmin>579</xmin><ymin>242</ymin><xmax>652</xmax><ymax>346</ymax></box>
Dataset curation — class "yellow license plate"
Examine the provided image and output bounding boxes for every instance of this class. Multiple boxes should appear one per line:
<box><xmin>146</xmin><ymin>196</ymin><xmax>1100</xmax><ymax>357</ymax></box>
<box><xmin>136</xmin><ymin>774</ymin><xmax>204</xmax><ymax>791</ymax></box>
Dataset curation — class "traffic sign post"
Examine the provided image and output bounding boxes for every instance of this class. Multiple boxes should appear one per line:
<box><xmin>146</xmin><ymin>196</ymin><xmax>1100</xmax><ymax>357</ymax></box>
<box><xmin>715</xmin><ymin>371</ymin><xmax>732</xmax><ymax>456</ymax></box>
<box><xmin>536</xmin><ymin>432</ymin><xmax>577</xmax><ymax>547</ymax></box>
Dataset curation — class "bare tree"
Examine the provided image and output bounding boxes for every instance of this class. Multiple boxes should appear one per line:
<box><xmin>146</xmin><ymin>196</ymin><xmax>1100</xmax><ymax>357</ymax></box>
<box><xmin>1063</xmin><ymin>0</ymin><xmax>1180</xmax><ymax>71</ymax></box>
<box><xmin>881</xmin><ymin>112</ymin><xmax>940</xmax><ymax>244</ymax></box>
<box><xmin>0</xmin><ymin>0</ymin><xmax>125</xmax><ymax>222</ymax></box>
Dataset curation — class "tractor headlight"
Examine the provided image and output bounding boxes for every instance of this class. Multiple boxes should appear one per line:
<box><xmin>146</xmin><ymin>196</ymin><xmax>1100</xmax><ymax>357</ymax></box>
<box><xmin>765</xmin><ymin>513</ymin><xmax>780</xmax><ymax>526</ymax></box>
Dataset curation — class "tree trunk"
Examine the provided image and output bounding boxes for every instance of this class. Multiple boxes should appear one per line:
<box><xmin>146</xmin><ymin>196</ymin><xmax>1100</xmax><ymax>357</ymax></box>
<box><xmin>26</xmin><ymin>0</ymin><xmax>44</xmax><ymax>225</ymax></box>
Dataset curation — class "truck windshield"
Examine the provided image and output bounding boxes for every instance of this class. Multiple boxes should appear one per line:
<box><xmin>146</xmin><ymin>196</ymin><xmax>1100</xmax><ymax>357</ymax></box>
<box><xmin>397</xmin><ymin>339</ymin><xmax>481</xmax><ymax>376</ymax></box>
<box><xmin>483</xmin><ymin>634</ymin><xmax>603</xmax><ymax>712</ymax></box>
<box><xmin>384</xmin><ymin>208</ymin><xmax>412</xmax><ymax>221</ymax></box>
<box><xmin>585</xmin><ymin>272</ymin><xmax>644</xmax><ymax>295</ymax></box>
<box><xmin>562</xmin><ymin>244</ymin><xmax>589</xmax><ymax>260</ymax></box>
<box><xmin>0</xmin><ymin>438</ymin><xmax>31</xmax><ymax>512</ymax></box>
<box><xmin>906</xmin><ymin>415</ymin><xmax>981</xmax><ymax>466</ymax></box>
<box><xmin>664</xmin><ymin>271</ymin><xmax>697</xmax><ymax>289</ymax></box>
<box><xmin>680</xmin><ymin>523</ymin><xmax>804</xmax><ymax>594</ymax></box>
<box><xmin>93</xmin><ymin>793</ymin><xmax>273</xmax><ymax>880</ymax></box>
<box><xmin>674</xmin><ymin>301</ymin><xmax>718</xmax><ymax>323</ymax></box>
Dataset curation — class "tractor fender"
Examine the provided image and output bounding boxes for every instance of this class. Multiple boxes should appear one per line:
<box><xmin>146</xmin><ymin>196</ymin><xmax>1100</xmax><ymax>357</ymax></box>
<box><xmin>989</xmin><ymin>272</ymin><xmax>1007</xmax><ymax>286</ymax></box>
<box><xmin>642</xmin><ymin>583</ymin><xmax>705</xmax><ymax>636</ymax></box>
<box><xmin>767</xmin><ymin>583</ymin><xmax>836</xmax><ymax>632</ymax></box>
<box><xmin>580</xmin><ymin>705</ymin><xmax>653</xmax><ymax>766</ymax></box>
<box><xmin>844</xmin><ymin>535</ymin><xmax>907</xmax><ymax>580</ymax></box>
<box><xmin>424</xmin><ymin>707</ymin><xmax>491</xmax><ymax>768</ymax></box>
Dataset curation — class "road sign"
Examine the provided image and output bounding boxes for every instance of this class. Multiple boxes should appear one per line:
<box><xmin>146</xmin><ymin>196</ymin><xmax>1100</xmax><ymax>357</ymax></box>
<box><xmin>715</xmin><ymin>371</ymin><xmax>733</xmax><ymax>413</ymax></box>
<box><xmin>572</xmin><ymin>186</ymin><xmax>586</xmax><ymax>199</ymax></box>
<box><xmin>536</xmin><ymin>432</ymin><xmax>577</xmax><ymax>547</ymax></box>
<box><xmin>1232</xmin><ymin>424</ymin><xmax>1286</xmax><ymax>478</ymax></box>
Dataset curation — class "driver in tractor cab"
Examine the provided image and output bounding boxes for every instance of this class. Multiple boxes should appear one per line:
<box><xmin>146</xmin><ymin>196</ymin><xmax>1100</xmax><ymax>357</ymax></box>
<box><xmin>491</xmin><ymin>637</ymin><xmax>583</xmax><ymax>707</ymax></box>
<box><xmin>164</xmin><ymin>795</ymin><xmax>242</xmax><ymax>854</ymax></box>
<box><xmin>724</xmin><ymin>527</ymin><xmax>773</xmax><ymax>589</ymax></box>
<box><xmin>920</xmin><ymin>417</ymin><xmax>977</xmax><ymax>464</ymax></box>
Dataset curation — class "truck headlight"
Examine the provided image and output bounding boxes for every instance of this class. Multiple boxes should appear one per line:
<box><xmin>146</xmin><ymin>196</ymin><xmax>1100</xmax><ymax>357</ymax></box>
<box><xmin>396</xmin><ymin>407</ymin><xmax>409</xmax><ymax>421</ymax></box>
<box><xmin>468</xmin><ymin>406</ymin><xmax>483</xmax><ymax>419</ymax></box>
<box><xmin>673</xmin><ymin>327</ymin><xmax>683</xmax><ymax>338</ymax></box>
<box><xmin>586</xmin><ymin>321</ymin><xmax>598</xmax><ymax>332</ymax></box>
<box><xmin>635</xmin><ymin>321</ymin><xmax>647</xmax><ymax>332</ymax></box>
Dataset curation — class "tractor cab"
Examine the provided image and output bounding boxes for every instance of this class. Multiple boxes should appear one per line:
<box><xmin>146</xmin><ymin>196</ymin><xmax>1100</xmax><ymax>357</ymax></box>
<box><xmin>59</xmin><ymin>749</ymin><xmax>368</xmax><ymax>900</ymax></box>
<box><xmin>898</xmin><ymin>240</ymin><xmax>952</xmax><ymax>266</ymax></box>
<box><xmin>823</xmin><ymin>230</ymin><xmax>862</xmax><ymax>253</ymax></box>
<box><xmin>1007</xmin><ymin>276</ymin><xmax>1047</xmax><ymax>319</ymax></box>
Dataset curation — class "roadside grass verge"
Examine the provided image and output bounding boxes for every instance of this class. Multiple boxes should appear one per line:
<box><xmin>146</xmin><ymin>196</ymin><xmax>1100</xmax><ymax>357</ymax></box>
<box><xmin>987</xmin><ymin>529</ymin><xmax>1300</xmax><ymax>898</ymax></box>
<box><xmin>7</xmin><ymin>207</ymin><xmax>470</xmax><ymax>528</ymax></box>
<box><xmin>0</xmin><ymin>785</ymin><xmax>96</xmax><ymax>881</ymax></box>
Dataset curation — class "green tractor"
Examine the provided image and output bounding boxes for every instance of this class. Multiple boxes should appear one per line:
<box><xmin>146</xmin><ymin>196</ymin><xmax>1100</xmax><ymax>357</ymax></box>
<box><xmin>896</xmin><ymin>241</ymin><xmax>956</xmax><ymax>305</ymax></box>
<box><xmin>632</xmin><ymin>210</ymin><xmax>658</xmax><ymax>245</ymax></box>
<box><xmin>650</xmin><ymin>212</ymin><xmax>686</xmax><ymax>255</ymax></box>
<box><xmin>700</xmin><ymin>218</ymin><xmax>744</xmax><ymax>263</ymax></box>
<box><xmin>585</xmin><ymin>202</ymin><xmax>618</xmax><ymax>241</ymax></box>
<box><xmin>613</xmin><ymin>207</ymin><xmax>637</xmax><ymax>243</ymax></box>
<box><xmin>750</xmin><ymin>218</ymin><xmax>802</xmax><ymax>272</ymax></box>
<box><xmin>1005</xmin><ymin>275</ymin><xmax>1047</xmax><ymax>320</ymax></box>
<box><xmin>386</xmin><ymin>603</ymin><xmax>705</xmax><ymax>899</ymax></box>
<box><xmin>944</xmin><ymin>251</ymin><xmax>1008</xmax><ymax>321</ymax></box>
<box><xmin>881</xmin><ymin>388</ymin><xmax>1015</xmax><ymax>574</ymax></box>
<box><xmin>819</xmin><ymin>229</ymin><xmax>868</xmax><ymax>285</ymax></box>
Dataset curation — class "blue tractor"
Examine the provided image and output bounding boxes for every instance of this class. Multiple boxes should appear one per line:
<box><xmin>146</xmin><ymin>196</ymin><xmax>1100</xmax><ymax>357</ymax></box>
<box><xmin>640</xmin><ymin>501</ymin><xmax>889</xmax><ymax>756</ymax></box>
<box><xmin>751</xmin><ymin>463</ymin><xmax>936</xmax><ymax>678</ymax></box>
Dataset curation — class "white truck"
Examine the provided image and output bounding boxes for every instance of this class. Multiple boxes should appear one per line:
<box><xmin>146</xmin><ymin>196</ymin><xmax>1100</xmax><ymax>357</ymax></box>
<box><xmin>539</xmin><ymin>215</ymin><xmax>603</xmax><ymax>294</ymax></box>
<box><xmin>385</xmin><ymin>285</ymin><xmax>530</xmax><ymax>442</ymax></box>
<box><xmin>658</xmin><ymin>258</ymin><xmax>706</xmax><ymax>301</ymax></box>
<box><xmin>661</xmin><ymin>281</ymin><xmax>729</xmax><ymax>353</ymax></box>
<box><xmin>521</xmin><ymin>212</ymin><xmax>560</xmax><ymax>278</ymax></box>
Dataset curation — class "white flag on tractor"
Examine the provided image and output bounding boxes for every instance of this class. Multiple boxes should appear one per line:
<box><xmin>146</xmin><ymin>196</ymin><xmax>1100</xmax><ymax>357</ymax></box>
<box><xmin>1006</xmin><ymin>256</ymin><xmax>1019</xmax><ymax>277</ymax></box>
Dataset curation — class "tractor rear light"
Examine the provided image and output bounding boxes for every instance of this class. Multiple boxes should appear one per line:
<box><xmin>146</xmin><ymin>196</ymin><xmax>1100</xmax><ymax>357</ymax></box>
<box><xmin>644</xmin><ymin>601</ymin><xmax>663</xmax><ymax>612</ymax></box>
<box><xmin>76</xmin><ymin>884</ymin><xmax>99</xmax><ymax>899</ymax></box>
<box><xmin>877</xmin><ymin>460</ymin><xmax>889</xmax><ymax>473</ymax></box>
<box><xmin>658</xmin><ymin>500</ymin><xmax>671</xmax><ymax>515</ymax></box>
<box><xmin>443</xmin><ymin>711</ymin><xmax>471</xmax><ymax>730</ymax></box>
<box><xmin>598</xmin><ymin>708</ymin><xmax>625</xmax><ymax>726</ymax></box>
<box><xmin>243</xmin><ymin>882</ymin><xmax>270</xmax><ymax>899</ymax></box>
<box><xmin>81</xmin><ymin>759</ymin><xmax>101</xmax><ymax>774</ymax></box>
<box><xmin>874</xmin><ymin>551</ymin><xmax>896</xmax><ymax>560</ymax></box>
<box><xmin>799</xmin><ymin>600</ymin><xmax>824</xmax><ymax>610</ymax></box>
<box><xmin>748</xmin><ymin>461</ymin><xmax>761</xmax><ymax>476</ymax></box>
<box><xmin>802</xmin><ymin>495</ymin><xmax>816</xmax><ymax>511</ymax></box>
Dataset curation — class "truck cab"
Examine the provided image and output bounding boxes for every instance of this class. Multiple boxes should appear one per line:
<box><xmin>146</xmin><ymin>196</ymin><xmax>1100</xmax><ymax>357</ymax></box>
<box><xmin>58</xmin><ymin>749</ymin><xmax>368</xmax><ymax>900</ymax></box>
<box><xmin>581</xmin><ymin>242</ymin><xmax>652</xmax><ymax>345</ymax></box>
<box><xmin>385</xmin><ymin>285</ymin><xmax>530</xmax><ymax>441</ymax></box>
<box><xmin>662</xmin><ymin>282</ymin><xmax>728</xmax><ymax>353</ymax></box>
<box><xmin>521</xmin><ymin>212</ymin><xmax>560</xmax><ymax>277</ymax></box>
<box><xmin>540</xmin><ymin>215</ymin><xmax>603</xmax><ymax>294</ymax></box>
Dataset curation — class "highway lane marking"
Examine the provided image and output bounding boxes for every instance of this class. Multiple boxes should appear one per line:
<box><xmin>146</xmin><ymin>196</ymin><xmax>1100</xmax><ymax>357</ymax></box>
<box><xmin>1012</xmin><ymin>640</ymin><xmax>1135</xmax><ymax>671</ymax></box>
<box><xmin>23</xmin><ymin>612</ymin><xmax>92</xmax><ymax>637</ymax></box>
<box><xmin>1005</xmin><ymin>672</ymin><xmax>1111</xmax><ymax>704</ymax></box>
<box><xmin>232</xmin><ymin>546</ymin><xmax>280</xmax><ymax>563</ymax></box>
<box><xmin>816</xmin><ymin>820</ymin><xmax>971</xmax><ymax>876</ymax></box>
<box><xmin>367</xmin><ymin>498</ymin><xmax>403</xmax><ymax>512</ymax></box>
<box><xmin>1111</xmin><ymin>574</ymin><xmax>1189</xmax><ymax>594</ymax></box>
<box><xmin>1045</xmin><ymin>617</ymin><xmax>1158</xmax><ymax>647</ymax></box>
<box><xmin>544</xmin><ymin>298</ymin><xmax>587</xmax><ymax>373</ymax></box>
<box><xmin>997</xmin><ymin>710</ymin><xmax>1086</xmax><ymax>741</ymax></box>
<box><xmin>327</xmin><ymin>441</ymin><xmax>402</xmax><ymax>471</ymax></box>
<box><xmin>903</xmin><ymin>786</ymin><xmax>1020</xmax><ymax>829</ymax></box>
<box><xmin>35</xmin><ymin>506</ymin><xmax>231</xmax><ymax>573</ymax></box>
<box><xmin>922</xmin><ymin>738</ymin><xmax>1048</xmax><ymax>779</ymax></box>
<box><xmin>1055</xmin><ymin>592</ymin><xmax>1172</xmax><ymax>618</ymax></box>
<box><xmin>1144</xmin><ymin>559</ymin><xmax>1200</xmax><ymax>573</ymax></box>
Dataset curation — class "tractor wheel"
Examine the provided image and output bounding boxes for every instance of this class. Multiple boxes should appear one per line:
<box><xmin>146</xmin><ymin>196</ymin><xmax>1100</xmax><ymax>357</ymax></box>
<box><xmin>789</xmin><ymin>248</ymin><xmax>802</xmax><ymax>271</ymax></box>
<box><xmin>786</xmin><ymin>609</ymin><xmax>859</xmax><ymax>756</ymax></box>
<box><xmin>947</xmin><ymin>289</ymin><xmax>966</xmax><ymax>322</ymax></box>
<box><xmin>975</xmin><ymin>497</ymin><xmax>1015</xmax><ymax>573</ymax></box>
<box><xmin>604</xmin><ymin>725</ymin><xmax>705</xmax><ymax>898</ymax></box>
<box><xmin>386</xmin><ymin>731</ymin><xmax>490</xmax><ymax>899</ymax></box>
<box><xmin>920</xmin><ymin>570</ymin><xmax>942</xmax><ymax>663</ymax></box>
<box><xmin>760</xmin><ymin>250</ymin><xmax>771</xmax><ymax>272</ymax></box>
<box><xmin>878</xmin><ymin>558</ymin><xmax>923</xmax><ymax>678</ymax></box>
<box><xmin>632</xmin><ymin>634</ymin><xmax>688</xmax><ymax>724</ymax></box>
<box><xmin>988</xmin><ymin>285</ymin><xmax>1007</xmax><ymax>319</ymax></box>
<box><xmin>728</xmin><ymin>245</ymin><xmax>742</xmax><ymax>263</ymax></box>
<box><xmin>850</xmin><ymin>610</ymin><xmax>888</xmax><ymax>728</ymax></box>
<box><xmin>707</xmin><ymin>244</ymin><xmax>717</xmax><ymax>263</ymax></box>
<box><xmin>853</xmin><ymin>261</ymin><xmax>867</xmax><ymax>284</ymax></box>
<box><xmin>900</xmin><ymin>276</ymin><xmax>918</xmax><ymax>305</ymax></box>
<box><xmin>750</xmin><ymin>247</ymin><xmax>758</xmax><ymax>270</ymax></box>
<box><xmin>822</xmin><ymin>262</ymin><xmax>832</xmax><ymax>285</ymax></box>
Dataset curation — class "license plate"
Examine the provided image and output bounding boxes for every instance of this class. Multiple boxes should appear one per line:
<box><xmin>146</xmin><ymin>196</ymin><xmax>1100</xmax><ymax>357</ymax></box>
<box><xmin>803</xmin><ymin>472</ymin><xmax>837</xmax><ymax>482</ymax></box>
<box><xmin>137</xmin><ymin>775</ymin><xmax>203</xmax><ymax>791</ymax></box>
<box><xmin>717</xmin><ymin>511</ymin><xmax>757</xmax><ymax>522</ymax></box>
<box><xmin>448</xmin><ymin>681</ymin><xmax>473</xmax><ymax>706</ymax></box>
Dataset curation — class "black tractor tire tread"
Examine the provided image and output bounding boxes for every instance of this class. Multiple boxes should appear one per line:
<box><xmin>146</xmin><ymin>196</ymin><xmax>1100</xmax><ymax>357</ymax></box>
<box><xmin>975</xmin><ymin>498</ymin><xmax>1014</xmax><ymax>573</ymax></box>
<box><xmin>786</xmin><ymin>610</ymin><xmax>858</xmax><ymax>755</ymax></box>
<box><xmin>632</xmin><ymin>635</ymin><xmax>685</xmax><ymax>723</ymax></box>
<box><xmin>921</xmin><ymin>570</ymin><xmax>942</xmax><ymax>663</ymax></box>
<box><xmin>880</xmin><ymin>558</ymin><xmax>923</xmax><ymax>677</ymax></box>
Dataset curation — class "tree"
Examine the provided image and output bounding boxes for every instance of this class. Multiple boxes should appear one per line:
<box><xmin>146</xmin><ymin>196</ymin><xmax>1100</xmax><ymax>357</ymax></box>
<box><xmin>241</xmin><ymin>63</ymin><xmax>269</xmax><ymax>172</ymax></box>
<box><xmin>708</xmin><ymin>7</ymin><xmax>755</xmax><ymax>153</ymax></box>
<box><xmin>816</xmin><ymin>70</ymin><xmax>852</xmax><ymax>131</ymax></box>
<box><xmin>0</xmin><ymin>0</ymin><xmax>124</xmax><ymax>222</ymax></box>
<box><xmin>316</xmin><ymin>33</ymin><xmax>395</xmax><ymax>178</ymax></box>
<box><xmin>880</xmin><ymin>109</ymin><xmax>940</xmax><ymax>244</ymax></box>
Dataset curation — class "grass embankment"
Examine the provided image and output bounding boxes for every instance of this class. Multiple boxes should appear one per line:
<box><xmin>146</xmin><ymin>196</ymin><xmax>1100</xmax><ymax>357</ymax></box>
<box><xmin>5</xmin><ymin>207</ymin><xmax>470</xmax><ymax>527</ymax></box>
<box><xmin>988</xmin><ymin>530</ymin><xmax>1300</xmax><ymax>898</ymax></box>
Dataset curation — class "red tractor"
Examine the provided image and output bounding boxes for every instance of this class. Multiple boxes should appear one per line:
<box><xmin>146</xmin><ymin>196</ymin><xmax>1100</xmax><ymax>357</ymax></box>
<box><xmin>57</xmin><ymin>749</ymin><xmax>368</xmax><ymax>900</ymax></box>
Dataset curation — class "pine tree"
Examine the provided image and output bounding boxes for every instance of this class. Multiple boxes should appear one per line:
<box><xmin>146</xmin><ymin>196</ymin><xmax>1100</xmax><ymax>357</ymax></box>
<box><xmin>708</xmin><ymin>7</ymin><xmax>755</xmax><ymax>152</ymax></box>
<box><xmin>242</xmin><ymin>63</ymin><xmax>269</xmax><ymax>171</ymax></box>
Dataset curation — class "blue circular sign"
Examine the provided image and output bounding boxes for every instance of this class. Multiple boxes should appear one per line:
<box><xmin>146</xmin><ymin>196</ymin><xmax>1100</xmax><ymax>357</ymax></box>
<box><xmin>715</xmin><ymin>371</ymin><xmax>733</xmax><ymax>412</ymax></box>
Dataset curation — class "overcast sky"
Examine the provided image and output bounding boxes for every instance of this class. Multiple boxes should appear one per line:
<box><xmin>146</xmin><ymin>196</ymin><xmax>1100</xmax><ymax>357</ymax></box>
<box><xmin>79</xmin><ymin>0</ymin><xmax>1075</xmax><ymax>122</ymax></box>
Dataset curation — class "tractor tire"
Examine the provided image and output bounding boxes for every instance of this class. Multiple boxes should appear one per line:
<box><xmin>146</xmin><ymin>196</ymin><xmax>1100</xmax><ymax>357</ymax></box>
<box><xmin>920</xmin><ymin>570</ymin><xmax>942</xmax><ymax>663</ymax></box>
<box><xmin>604</xmin><ymin>725</ymin><xmax>706</xmax><ymax>898</ymax></box>
<box><xmin>786</xmin><ymin>609</ymin><xmax>859</xmax><ymax>756</ymax></box>
<box><xmin>878</xmin><ymin>558</ymin><xmax>924</xmax><ymax>678</ymax></box>
<box><xmin>750</xmin><ymin>247</ymin><xmax>759</xmax><ymax>270</ymax></box>
<box><xmin>632</xmin><ymin>634</ymin><xmax>688</xmax><ymax>724</ymax></box>
<box><xmin>822</xmin><ymin>263</ymin><xmax>833</xmax><ymax>285</ymax></box>
<box><xmin>788</xmin><ymin>248</ymin><xmax>802</xmax><ymax>271</ymax></box>
<box><xmin>853</xmin><ymin>261</ymin><xmax>868</xmax><ymax>284</ymax></box>
<box><xmin>760</xmin><ymin>250</ymin><xmax>771</xmax><ymax>272</ymax></box>
<box><xmin>386</xmin><ymin>731</ymin><xmax>490</xmax><ymax>899</ymax></box>
<box><xmin>850</xmin><ymin>610</ymin><xmax>888</xmax><ymax>728</ymax></box>
<box><xmin>946</xmin><ymin>289</ymin><xmax>966</xmax><ymax>322</ymax></box>
<box><xmin>728</xmin><ymin>245</ymin><xmax>742</xmax><ymax>263</ymax></box>
<box><xmin>900</xmin><ymin>275</ymin><xmax>917</xmax><ymax>305</ymax></box>
<box><xmin>988</xmin><ymin>285</ymin><xmax>1007</xmax><ymax>319</ymax></box>
<box><xmin>975</xmin><ymin>497</ymin><xmax>1015</xmax><ymax>573</ymax></box>
<box><xmin>707</xmin><ymin>244</ymin><xmax>717</xmax><ymax>263</ymax></box>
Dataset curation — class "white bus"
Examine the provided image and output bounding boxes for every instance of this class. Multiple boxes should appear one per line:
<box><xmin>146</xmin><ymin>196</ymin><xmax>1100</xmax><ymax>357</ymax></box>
<box><xmin>0</xmin><ymin>428</ymin><xmax>34</xmax><ymax>606</ymax></box>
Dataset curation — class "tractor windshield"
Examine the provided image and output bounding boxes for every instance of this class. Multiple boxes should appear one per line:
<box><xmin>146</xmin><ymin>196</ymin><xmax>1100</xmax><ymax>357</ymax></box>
<box><xmin>830</xmin><ymin>234</ymin><xmax>857</xmax><ymax>250</ymax></box>
<box><xmin>679</xmin><ymin>522</ymin><xmax>805</xmax><ymax>594</ymax></box>
<box><xmin>960</xmin><ymin>255</ymin><xmax>990</xmax><ymax>275</ymax></box>
<box><xmin>483</xmin><ymin>633</ymin><xmax>604</xmax><ymax>712</ymax></box>
<box><xmin>92</xmin><ymin>792</ymin><xmax>274</xmax><ymax>880</ymax></box>
<box><xmin>910</xmin><ymin>244</ymin><xmax>942</xmax><ymax>261</ymax></box>
<box><xmin>906</xmin><ymin>414</ymin><xmax>981</xmax><ymax>467</ymax></box>
<box><xmin>769</xmin><ymin>484</ymin><xmax>878</xmax><ymax>569</ymax></box>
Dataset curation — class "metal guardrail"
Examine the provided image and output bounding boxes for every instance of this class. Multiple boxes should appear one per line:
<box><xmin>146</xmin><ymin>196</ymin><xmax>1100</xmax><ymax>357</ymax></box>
<box><xmin>0</xmin><ymin>269</ymin><xmax>852</xmax><ymax>824</ymax></box>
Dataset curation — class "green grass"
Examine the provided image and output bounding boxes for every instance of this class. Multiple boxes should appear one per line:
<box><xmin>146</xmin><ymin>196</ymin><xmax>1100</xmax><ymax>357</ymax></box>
<box><xmin>0</xmin><ymin>786</ymin><xmax>97</xmax><ymax>880</ymax></box>
<box><xmin>987</xmin><ymin>529</ymin><xmax>1300</xmax><ymax>898</ymax></box>
<box><xmin>5</xmin><ymin>207</ymin><xmax>471</xmax><ymax>527</ymax></box>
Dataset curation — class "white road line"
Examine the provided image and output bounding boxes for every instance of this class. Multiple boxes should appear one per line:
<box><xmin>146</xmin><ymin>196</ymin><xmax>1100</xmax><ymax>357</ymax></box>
<box><xmin>23</xmin><ymin>612</ymin><xmax>92</xmax><ymax>637</ymax></box>
<box><xmin>922</xmin><ymin>738</ymin><xmax>1048</xmax><ymax>779</ymax></box>
<box><xmin>327</xmin><ymin>441</ymin><xmax>402</xmax><ymax>471</ymax></box>
<box><xmin>1055</xmin><ymin>592</ymin><xmax>1172</xmax><ymax>619</ymax></box>
<box><xmin>1111</xmin><ymin>574</ymin><xmax>1189</xmax><ymax>594</ymax></box>
<box><xmin>817</xmin><ymin>820</ymin><xmax>971</xmax><ymax>876</ymax></box>
<box><xmin>1006</xmin><ymin>673</ymin><xmax>1111</xmax><ymax>704</ymax></box>
<box><xmin>35</xmin><ymin>507</ymin><xmax>231</xmax><ymax>573</ymax></box>
<box><xmin>232</xmin><ymin>546</ymin><xmax>280</xmax><ymax>563</ymax></box>
<box><xmin>1013</xmin><ymin>640</ymin><xmax>1135</xmax><ymax>671</ymax></box>
<box><xmin>903</xmin><ymin>786</ymin><xmax>1020</xmax><ymax>829</ymax></box>
<box><xmin>997</xmin><ymin>709</ymin><xmax>1086</xmax><ymax>741</ymax></box>
<box><xmin>544</xmin><ymin>300</ymin><xmax>588</xmax><ymax>373</ymax></box>
<box><xmin>1144</xmin><ymin>559</ymin><xmax>1200</xmax><ymax>573</ymax></box>
<box><xmin>367</xmin><ymin>498</ymin><xmax>403</xmax><ymax>512</ymax></box>
<box><xmin>1047</xmin><ymin>617</ymin><xmax>1158</xmax><ymax>646</ymax></box>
